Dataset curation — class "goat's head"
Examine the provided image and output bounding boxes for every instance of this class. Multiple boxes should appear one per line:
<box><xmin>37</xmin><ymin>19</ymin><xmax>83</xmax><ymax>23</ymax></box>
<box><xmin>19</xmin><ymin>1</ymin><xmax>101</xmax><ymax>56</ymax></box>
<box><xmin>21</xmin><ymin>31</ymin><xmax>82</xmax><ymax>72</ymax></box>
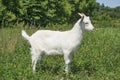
<box><xmin>78</xmin><ymin>13</ymin><xmax>94</xmax><ymax>31</ymax></box>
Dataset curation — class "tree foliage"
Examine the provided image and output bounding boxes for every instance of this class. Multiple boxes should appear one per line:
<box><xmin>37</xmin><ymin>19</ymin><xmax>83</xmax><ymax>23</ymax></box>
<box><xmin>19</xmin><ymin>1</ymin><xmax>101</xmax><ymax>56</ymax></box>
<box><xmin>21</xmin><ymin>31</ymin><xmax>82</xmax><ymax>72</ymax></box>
<box><xmin>0</xmin><ymin>0</ymin><xmax>97</xmax><ymax>27</ymax></box>
<box><xmin>94</xmin><ymin>3</ymin><xmax>120</xmax><ymax>20</ymax></box>
<box><xmin>0</xmin><ymin>0</ymin><xmax>119</xmax><ymax>27</ymax></box>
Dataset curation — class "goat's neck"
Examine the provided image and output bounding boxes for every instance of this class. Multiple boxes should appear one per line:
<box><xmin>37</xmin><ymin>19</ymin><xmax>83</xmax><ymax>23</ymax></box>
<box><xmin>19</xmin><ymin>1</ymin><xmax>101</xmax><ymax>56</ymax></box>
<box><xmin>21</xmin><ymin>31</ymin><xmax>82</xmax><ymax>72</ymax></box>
<box><xmin>71</xmin><ymin>19</ymin><xmax>85</xmax><ymax>35</ymax></box>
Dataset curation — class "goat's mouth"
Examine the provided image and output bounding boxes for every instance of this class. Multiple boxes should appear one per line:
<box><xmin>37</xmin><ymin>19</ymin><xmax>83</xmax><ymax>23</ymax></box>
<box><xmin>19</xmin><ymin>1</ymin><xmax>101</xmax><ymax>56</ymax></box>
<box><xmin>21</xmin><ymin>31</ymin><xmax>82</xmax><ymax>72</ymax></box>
<box><xmin>86</xmin><ymin>27</ymin><xmax>94</xmax><ymax>32</ymax></box>
<box><xmin>90</xmin><ymin>29</ymin><xmax>94</xmax><ymax>32</ymax></box>
<box><xmin>90</xmin><ymin>27</ymin><xmax>95</xmax><ymax>32</ymax></box>
<box><xmin>92</xmin><ymin>28</ymin><xmax>100</xmax><ymax>32</ymax></box>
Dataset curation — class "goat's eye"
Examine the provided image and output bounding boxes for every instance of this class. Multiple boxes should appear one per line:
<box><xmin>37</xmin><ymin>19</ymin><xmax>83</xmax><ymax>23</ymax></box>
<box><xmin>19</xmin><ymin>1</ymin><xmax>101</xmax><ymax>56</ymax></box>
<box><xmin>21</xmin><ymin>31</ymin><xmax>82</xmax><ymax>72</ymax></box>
<box><xmin>85</xmin><ymin>22</ymin><xmax>88</xmax><ymax>24</ymax></box>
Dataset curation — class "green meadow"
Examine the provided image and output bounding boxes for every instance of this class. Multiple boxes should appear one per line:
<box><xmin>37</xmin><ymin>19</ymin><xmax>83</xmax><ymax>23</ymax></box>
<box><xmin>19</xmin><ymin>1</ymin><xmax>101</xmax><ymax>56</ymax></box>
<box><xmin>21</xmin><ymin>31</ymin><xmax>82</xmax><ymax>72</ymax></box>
<box><xmin>0</xmin><ymin>20</ymin><xmax>120</xmax><ymax>80</ymax></box>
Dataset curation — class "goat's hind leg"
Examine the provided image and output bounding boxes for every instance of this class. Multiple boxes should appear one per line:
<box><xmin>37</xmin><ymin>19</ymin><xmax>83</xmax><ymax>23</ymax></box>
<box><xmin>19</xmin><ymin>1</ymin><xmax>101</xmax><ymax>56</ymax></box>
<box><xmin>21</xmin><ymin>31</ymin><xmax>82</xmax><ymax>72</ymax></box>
<box><xmin>31</xmin><ymin>48</ymin><xmax>43</xmax><ymax>72</ymax></box>
<box><xmin>31</xmin><ymin>54</ymin><xmax>39</xmax><ymax>72</ymax></box>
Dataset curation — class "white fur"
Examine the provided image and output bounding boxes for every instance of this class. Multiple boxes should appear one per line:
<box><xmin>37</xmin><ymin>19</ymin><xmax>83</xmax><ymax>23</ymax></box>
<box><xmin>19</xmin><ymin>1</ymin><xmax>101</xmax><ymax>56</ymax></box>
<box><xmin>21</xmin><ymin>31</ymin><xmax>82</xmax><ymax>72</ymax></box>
<box><xmin>22</xmin><ymin>13</ymin><xmax>94</xmax><ymax>73</ymax></box>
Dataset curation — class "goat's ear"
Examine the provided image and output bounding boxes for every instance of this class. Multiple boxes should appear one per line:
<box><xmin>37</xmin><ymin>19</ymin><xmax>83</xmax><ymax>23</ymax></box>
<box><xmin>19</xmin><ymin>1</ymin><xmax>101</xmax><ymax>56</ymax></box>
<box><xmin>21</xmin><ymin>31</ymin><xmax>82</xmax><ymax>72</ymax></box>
<box><xmin>78</xmin><ymin>13</ymin><xmax>83</xmax><ymax>17</ymax></box>
<box><xmin>81</xmin><ymin>16</ymin><xmax>84</xmax><ymax>22</ymax></box>
<box><xmin>78</xmin><ymin>13</ymin><xmax>84</xmax><ymax>22</ymax></box>
<box><xmin>78</xmin><ymin>13</ymin><xmax>86</xmax><ymax>17</ymax></box>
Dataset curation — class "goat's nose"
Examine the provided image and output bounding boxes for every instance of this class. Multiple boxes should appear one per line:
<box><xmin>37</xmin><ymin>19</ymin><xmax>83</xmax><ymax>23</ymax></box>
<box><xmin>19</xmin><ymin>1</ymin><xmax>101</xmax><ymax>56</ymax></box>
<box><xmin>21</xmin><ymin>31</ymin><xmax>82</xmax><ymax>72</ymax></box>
<box><xmin>90</xmin><ymin>27</ymin><xmax>94</xmax><ymax>32</ymax></box>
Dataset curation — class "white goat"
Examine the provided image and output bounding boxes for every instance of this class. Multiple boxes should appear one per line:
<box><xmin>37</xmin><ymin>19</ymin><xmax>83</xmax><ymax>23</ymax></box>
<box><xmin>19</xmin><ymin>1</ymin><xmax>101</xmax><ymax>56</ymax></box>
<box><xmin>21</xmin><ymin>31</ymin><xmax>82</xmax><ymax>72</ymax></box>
<box><xmin>22</xmin><ymin>13</ymin><xmax>94</xmax><ymax>73</ymax></box>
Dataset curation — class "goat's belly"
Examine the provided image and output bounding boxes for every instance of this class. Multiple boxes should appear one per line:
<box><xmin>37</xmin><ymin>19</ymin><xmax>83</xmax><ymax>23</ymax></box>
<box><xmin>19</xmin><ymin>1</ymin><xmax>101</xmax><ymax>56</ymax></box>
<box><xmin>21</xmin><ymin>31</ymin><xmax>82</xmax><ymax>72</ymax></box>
<box><xmin>45</xmin><ymin>49</ymin><xmax>63</xmax><ymax>55</ymax></box>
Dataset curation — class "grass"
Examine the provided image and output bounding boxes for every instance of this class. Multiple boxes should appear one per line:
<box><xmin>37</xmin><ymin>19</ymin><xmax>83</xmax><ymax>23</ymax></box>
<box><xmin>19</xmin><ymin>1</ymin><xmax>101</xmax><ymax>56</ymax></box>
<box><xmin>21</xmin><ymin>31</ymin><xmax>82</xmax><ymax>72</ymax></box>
<box><xmin>0</xmin><ymin>22</ymin><xmax>120</xmax><ymax>80</ymax></box>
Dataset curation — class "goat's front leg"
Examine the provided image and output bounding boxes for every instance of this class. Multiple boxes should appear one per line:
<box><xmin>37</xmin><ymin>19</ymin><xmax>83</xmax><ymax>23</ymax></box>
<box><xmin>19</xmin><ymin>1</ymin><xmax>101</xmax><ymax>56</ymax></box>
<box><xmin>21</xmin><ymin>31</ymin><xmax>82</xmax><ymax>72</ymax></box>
<box><xmin>64</xmin><ymin>50</ymin><xmax>72</xmax><ymax>73</ymax></box>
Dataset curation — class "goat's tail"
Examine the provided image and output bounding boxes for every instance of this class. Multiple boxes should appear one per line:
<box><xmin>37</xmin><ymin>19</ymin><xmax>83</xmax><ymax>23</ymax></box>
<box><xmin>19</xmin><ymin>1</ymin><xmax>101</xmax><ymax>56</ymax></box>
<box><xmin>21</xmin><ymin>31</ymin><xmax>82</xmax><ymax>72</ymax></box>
<box><xmin>21</xmin><ymin>30</ymin><xmax>30</xmax><ymax>40</ymax></box>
